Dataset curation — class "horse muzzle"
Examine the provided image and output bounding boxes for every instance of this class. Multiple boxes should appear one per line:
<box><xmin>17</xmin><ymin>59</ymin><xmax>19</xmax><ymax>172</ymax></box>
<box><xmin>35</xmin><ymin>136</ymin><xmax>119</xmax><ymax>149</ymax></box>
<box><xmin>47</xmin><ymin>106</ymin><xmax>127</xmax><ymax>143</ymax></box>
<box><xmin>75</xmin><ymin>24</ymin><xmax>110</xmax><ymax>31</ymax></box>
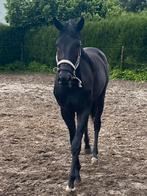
<box><xmin>58</xmin><ymin>71</ymin><xmax>73</xmax><ymax>87</ymax></box>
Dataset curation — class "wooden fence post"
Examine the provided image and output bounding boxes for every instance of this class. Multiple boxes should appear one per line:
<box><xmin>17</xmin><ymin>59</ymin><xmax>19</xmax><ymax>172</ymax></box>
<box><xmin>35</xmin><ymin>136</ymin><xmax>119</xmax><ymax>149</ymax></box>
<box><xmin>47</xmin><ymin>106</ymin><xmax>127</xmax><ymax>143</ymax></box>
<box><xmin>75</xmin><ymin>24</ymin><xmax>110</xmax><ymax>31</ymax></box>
<box><xmin>120</xmin><ymin>45</ymin><xmax>124</xmax><ymax>70</ymax></box>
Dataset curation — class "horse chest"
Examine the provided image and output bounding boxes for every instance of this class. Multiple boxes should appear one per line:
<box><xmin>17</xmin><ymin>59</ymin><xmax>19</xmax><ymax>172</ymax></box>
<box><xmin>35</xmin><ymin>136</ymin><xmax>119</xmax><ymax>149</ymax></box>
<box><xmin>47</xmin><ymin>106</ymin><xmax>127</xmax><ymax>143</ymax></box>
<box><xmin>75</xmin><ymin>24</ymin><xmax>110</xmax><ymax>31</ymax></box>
<box><xmin>54</xmin><ymin>86</ymin><xmax>90</xmax><ymax>110</ymax></box>
<box><xmin>67</xmin><ymin>92</ymin><xmax>85</xmax><ymax>108</ymax></box>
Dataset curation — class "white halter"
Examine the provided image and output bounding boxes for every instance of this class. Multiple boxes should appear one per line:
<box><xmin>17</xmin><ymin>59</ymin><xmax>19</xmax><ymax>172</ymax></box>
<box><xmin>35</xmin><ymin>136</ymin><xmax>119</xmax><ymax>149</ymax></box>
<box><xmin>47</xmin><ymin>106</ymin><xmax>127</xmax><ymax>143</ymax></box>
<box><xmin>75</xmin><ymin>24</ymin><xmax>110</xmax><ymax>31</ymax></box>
<box><xmin>56</xmin><ymin>49</ymin><xmax>82</xmax><ymax>87</ymax></box>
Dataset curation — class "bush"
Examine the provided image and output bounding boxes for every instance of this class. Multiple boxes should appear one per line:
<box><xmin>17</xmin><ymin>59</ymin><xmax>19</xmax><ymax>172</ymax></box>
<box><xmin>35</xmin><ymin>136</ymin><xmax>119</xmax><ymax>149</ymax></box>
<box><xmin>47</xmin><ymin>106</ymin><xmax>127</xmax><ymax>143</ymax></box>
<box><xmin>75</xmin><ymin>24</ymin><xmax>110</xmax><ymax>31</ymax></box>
<box><xmin>111</xmin><ymin>68</ymin><xmax>147</xmax><ymax>81</ymax></box>
<box><xmin>0</xmin><ymin>61</ymin><xmax>25</xmax><ymax>72</ymax></box>
<box><xmin>27</xmin><ymin>61</ymin><xmax>51</xmax><ymax>72</ymax></box>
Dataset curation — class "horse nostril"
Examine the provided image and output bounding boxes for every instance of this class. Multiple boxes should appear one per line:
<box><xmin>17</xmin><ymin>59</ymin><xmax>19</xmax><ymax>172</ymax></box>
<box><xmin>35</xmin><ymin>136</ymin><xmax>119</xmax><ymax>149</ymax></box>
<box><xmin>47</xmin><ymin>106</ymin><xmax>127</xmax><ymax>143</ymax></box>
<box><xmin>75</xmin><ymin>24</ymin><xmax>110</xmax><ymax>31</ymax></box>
<box><xmin>58</xmin><ymin>72</ymin><xmax>72</xmax><ymax>86</ymax></box>
<box><xmin>67</xmin><ymin>73</ymin><xmax>71</xmax><ymax>81</ymax></box>
<box><xmin>58</xmin><ymin>72</ymin><xmax>63</xmax><ymax>80</ymax></box>
<box><xmin>58</xmin><ymin>75</ymin><xmax>66</xmax><ymax>85</ymax></box>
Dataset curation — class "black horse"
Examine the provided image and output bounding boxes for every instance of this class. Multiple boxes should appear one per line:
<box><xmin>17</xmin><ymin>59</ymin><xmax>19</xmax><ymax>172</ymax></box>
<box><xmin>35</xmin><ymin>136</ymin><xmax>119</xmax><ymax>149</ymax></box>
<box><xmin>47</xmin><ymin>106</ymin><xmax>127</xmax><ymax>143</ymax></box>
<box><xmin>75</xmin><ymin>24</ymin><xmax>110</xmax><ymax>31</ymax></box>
<box><xmin>53</xmin><ymin>17</ymin><xmax>109</xmax><ymax>191</ymax></box>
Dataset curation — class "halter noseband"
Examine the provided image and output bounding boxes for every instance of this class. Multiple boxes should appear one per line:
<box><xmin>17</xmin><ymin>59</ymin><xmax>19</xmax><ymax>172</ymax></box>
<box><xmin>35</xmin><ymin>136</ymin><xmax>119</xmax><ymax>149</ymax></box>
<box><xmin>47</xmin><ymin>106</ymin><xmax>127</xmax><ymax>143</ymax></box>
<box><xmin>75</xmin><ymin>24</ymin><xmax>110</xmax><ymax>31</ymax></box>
<box><xmin>56</xmin><ymin>49</ymin><xmax>82</xmax><ymax>87</ymax></box>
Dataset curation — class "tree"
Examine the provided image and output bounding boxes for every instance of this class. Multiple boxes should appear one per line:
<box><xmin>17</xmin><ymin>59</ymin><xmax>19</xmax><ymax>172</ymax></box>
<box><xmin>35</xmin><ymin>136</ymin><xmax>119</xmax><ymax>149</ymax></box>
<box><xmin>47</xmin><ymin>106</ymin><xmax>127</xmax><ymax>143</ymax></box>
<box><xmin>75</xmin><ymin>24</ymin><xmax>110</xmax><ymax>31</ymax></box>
<box><xmin>119</xmin><ymin>0</ymin><xmax>147</xmax><ymax>12</ymax></box>
<box><xmin>5</xmin><ymin>0</ymin><xmax>114</xmax><ymax>28</ymax></box>
<box><xmin>106</xmin><ymin>0</ymin><xmax>123</xmax><ymax>17</ymax></box>
<box><xmin>5</xmin><ymin>0</ymin><xmax>48</xmax><ymax>28</ymax></box>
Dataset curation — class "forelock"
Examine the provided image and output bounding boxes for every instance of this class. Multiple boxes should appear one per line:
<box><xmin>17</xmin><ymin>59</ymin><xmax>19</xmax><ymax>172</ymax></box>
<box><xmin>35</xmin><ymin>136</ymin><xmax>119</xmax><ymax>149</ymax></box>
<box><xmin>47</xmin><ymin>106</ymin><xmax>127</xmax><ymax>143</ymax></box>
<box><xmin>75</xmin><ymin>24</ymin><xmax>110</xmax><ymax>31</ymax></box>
<box><xmin>64</xmin><ymin>19</ymin><xmax>79</xmax><ymax>37</ymax></box>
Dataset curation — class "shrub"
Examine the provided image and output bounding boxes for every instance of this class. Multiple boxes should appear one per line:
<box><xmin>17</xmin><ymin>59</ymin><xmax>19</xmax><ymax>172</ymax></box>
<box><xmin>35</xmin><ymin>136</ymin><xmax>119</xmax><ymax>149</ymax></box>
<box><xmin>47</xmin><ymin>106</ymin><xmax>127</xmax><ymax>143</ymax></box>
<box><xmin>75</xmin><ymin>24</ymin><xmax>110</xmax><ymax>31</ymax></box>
<box><xmin>111</xmin><ymin>68</ymin><xmax>147</xmax><ymax>81</ymax></box>
<box><xmin>27</xmin><ymin>61</ymin><xmax>51</xmax><ymax>72</ymax></box>
<box><xmin>0</xmin><ymin>61</ymin><xmax>25</xmax><ymax>72</ymax></box>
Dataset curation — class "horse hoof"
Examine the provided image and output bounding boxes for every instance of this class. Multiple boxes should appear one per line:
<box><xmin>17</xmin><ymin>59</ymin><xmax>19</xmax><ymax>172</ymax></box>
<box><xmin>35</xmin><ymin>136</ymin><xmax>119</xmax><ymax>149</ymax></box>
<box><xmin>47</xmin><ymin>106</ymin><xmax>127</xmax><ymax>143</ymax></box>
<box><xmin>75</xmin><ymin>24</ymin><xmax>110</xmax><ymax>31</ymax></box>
<box><xmin>85</xmin><ymin>147</ymin><xmax>92</xmax><ymax>154</ymax></box>
<box><xmin>65</xmin><ymin>185</ymin><xmax>76</xmax><ymax>192</ymax></box>
<box><xmin>91</xmin><ymin>157</ymin><xmax>98</xmax><ymax>164</ymax></box>
<box><xmin>75</xmin><ymin>176</ymin><xmax>81</xmax><ymax>184</ymax></box>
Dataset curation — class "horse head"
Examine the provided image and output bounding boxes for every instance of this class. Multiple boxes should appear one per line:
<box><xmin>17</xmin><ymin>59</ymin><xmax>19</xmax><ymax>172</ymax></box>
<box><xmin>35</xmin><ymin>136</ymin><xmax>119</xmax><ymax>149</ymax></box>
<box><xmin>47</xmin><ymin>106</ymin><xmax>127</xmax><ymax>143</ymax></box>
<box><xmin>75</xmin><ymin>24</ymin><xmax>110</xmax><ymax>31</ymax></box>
<box><xmin>53</xmin><ymin>17</ymin><xmax>84</xmax><ymax>87</ymax></box>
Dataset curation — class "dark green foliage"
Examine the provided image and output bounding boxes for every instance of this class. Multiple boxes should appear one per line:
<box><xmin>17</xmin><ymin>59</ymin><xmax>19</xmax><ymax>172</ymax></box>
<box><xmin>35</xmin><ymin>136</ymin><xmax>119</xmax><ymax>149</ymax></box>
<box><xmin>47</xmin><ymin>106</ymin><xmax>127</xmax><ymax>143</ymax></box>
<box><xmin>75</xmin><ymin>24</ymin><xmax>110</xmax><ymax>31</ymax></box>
<box><xmin>82</xmin><ymin>13</ymin><xmax>147</xmax><ymax>68</ymax></box>
<box><xmin>0</xmin><ymin>61</ymin><xmax>25</xmax><ymax>72</ymax></box>
<box><xmin>24</xmin><ymin>26</ymin><xmax>57</xmax><ymax>66</ymax></box>
<box><xmin>5</xmin><ymin>0</ymin><xmax>48</xmax><ymax>28</ymax></box>
<box><xmin>119</xmin><ymin>0</ymin><xmax>147</xmax><ymax>12</ymax></box>
<box><xmin>5</xmin><ymin>0</ymin><xmax>115</xmax><ymax>28</ymax></box>
<box><xmin>0</xmin><ymin>25</ymin><xmax>22</xmax><ymax>65</ymax></box>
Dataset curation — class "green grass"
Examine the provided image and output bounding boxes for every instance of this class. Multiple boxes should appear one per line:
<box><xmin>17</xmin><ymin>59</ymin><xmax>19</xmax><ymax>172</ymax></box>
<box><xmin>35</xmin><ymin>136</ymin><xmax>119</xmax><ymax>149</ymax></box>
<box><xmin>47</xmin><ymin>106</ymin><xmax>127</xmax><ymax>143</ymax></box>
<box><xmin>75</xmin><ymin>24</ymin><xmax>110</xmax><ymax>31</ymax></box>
<box><xmin>0</xmin><ymin>61</ymin><xmax>147</xmax><ymax>82</ymax></box>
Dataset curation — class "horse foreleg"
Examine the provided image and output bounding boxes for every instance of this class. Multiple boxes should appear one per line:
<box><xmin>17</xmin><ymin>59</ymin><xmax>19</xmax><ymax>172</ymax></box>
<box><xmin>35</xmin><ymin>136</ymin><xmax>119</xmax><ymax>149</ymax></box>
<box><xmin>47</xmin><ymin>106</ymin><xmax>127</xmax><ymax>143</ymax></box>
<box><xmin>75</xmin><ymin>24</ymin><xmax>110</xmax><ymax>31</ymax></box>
<box><xmin>61</xmin><ymin>107</ymin><xmax>76</xmax><ymax>144</ymax></box>
<box><xmin>67</xmin><ymin>106</ymin><xmax>91</xmax><ymax>191</ymax></box>
<box><xmin>61</xmin><ymin>107</ymin><xmax>80</xmax><ymax>188</ymax></box>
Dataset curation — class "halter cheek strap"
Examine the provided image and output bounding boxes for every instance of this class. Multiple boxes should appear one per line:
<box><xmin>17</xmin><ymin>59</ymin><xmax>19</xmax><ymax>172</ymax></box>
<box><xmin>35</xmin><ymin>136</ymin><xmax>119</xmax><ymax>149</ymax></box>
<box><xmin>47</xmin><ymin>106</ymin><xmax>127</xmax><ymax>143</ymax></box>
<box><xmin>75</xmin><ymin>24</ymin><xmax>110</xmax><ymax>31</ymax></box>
<box><xmin>56</xmin><ymin>49</ymin><xmax>82</xmax><ymax>87</ymax></box>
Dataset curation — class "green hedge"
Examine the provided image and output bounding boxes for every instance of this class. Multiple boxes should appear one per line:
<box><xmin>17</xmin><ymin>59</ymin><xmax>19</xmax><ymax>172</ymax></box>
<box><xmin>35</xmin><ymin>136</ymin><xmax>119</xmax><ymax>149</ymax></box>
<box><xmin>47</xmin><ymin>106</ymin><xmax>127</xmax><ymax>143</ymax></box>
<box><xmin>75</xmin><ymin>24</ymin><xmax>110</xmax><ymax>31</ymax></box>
<box><xmin>24</xmin><ymin>26</ymin><xmax>57</xmax><ymax>67</ymax></box>
<box><xmin>24</xmin><ymin>13</ymin><xmax>147</xmax><ymax>69</ymax></box>
<box><xmin>0</xmin><ymin>25</ymin><xmax>22</xmax><ymax>65</ymax></box>
<box><xmin>82</xmin><ymin>13</ymin><xmax>147</xmax><ymax>69</ymax></box>
<box><xmin>0</xmin><ymin>13</ymin><xmax>147</xmax><ymax>70</ymax></box>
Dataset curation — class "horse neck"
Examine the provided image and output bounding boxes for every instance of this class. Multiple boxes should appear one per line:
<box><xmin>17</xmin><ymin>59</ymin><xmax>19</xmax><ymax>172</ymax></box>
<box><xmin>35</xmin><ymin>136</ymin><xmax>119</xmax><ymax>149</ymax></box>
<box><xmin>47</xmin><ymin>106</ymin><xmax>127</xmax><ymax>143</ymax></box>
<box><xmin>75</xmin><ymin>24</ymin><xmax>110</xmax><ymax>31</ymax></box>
<box><xmin>80</xmin><ymin>48</ymin><xmax>93</xmax><ymax>67</ymax></box>
<box><xmin>76</xmin><ymin>48</ymin><xmax>91</xmax><ymax>78</ymax></box>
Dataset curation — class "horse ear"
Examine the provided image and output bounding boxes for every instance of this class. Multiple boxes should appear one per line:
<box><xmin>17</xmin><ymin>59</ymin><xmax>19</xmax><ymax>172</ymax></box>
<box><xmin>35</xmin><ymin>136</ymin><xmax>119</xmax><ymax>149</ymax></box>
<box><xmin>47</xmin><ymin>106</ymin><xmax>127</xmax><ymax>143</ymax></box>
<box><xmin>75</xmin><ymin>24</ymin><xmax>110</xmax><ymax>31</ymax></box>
<box><xmin>53</xmin><ymin>18</ymin><xmax>64</xmax><ymax>31</ymax></box>
<box><xmin>76</xmin><ymin>17</ymin><xmax>84</xmax><ymax>32</ymax></box>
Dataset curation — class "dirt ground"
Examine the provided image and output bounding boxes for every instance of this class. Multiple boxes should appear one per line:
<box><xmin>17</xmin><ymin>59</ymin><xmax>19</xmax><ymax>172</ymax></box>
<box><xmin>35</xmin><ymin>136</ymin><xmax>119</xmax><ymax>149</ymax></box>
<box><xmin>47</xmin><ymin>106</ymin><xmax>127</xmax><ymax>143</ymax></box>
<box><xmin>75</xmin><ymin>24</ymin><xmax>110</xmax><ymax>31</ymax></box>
<box><xmin>0</xmin><ymin>74</ymin><xmax>146</xmax><ymax>196</ymax></box>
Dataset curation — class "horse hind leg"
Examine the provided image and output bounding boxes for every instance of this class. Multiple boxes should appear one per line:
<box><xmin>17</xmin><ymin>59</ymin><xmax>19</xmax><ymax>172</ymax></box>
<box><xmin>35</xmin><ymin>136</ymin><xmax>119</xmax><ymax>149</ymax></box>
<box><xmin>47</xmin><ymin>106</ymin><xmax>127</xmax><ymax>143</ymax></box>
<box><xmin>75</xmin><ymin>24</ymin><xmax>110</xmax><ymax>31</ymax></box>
<box><xmin>84</xmin><ymin>124</ymin><xmax>91</xmax><ymax>154</ymax></box>
<box><xmin>91</xmin><ymin>93</ymin><xmax>105</xmax><ymax>164</ymax></box>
